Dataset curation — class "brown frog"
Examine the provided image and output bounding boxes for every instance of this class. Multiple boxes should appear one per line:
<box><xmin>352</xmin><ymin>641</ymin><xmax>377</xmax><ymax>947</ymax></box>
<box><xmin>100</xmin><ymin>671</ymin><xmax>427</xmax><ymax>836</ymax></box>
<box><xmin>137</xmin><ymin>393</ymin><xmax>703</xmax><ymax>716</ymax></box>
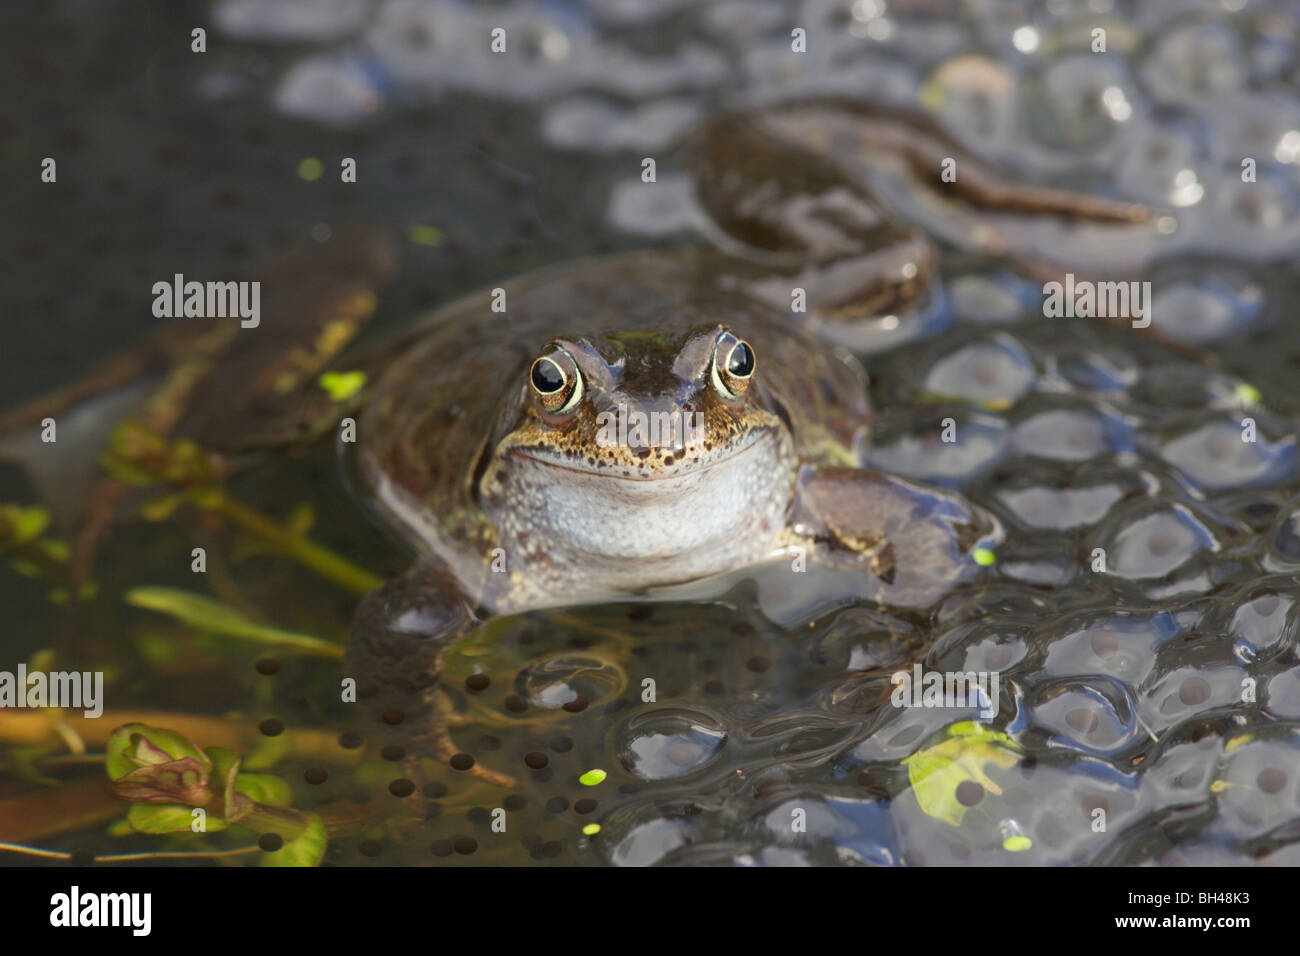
<box><xmin>306</xmin><ymin>98</ymin><xmax>1159</xmax><ymax>773</ymax></box>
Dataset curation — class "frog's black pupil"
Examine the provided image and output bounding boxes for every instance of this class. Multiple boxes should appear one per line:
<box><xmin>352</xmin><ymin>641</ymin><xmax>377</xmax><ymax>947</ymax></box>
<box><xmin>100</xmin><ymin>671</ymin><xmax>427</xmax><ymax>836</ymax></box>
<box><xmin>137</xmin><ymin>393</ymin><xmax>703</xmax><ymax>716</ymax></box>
<box><xmin>727</xmin><ymin>342</ymin><xmax>754</xmax><ymax>378</ymax></box>
<box><xmin>532</xmin><ymin>358</ymin><xmax>565</xmax><ymax>393</ymax></box>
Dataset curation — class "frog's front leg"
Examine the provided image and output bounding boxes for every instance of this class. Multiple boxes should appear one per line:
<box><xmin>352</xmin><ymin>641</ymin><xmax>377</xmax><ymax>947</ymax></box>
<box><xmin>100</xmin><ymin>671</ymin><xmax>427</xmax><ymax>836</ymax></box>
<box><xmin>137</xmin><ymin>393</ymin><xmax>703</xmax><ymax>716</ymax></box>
<box><xmin>784</xmin><ymin>465</ymin><xmax>1002</xmax><ymax>609</ymax></box>
<box><xmin>348</xmin><ymin>562</ymin><xmax>518</xmax><ymax>789</ymax></box>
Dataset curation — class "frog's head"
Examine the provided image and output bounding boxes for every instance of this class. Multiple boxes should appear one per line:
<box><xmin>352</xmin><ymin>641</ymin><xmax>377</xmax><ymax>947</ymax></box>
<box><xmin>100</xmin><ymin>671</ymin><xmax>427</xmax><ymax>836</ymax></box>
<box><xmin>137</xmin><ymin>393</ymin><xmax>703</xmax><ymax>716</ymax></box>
<box><xmin>480</xmin><ymin>323</ymin><xmax>797</xmax><ymax>575</ymax></box>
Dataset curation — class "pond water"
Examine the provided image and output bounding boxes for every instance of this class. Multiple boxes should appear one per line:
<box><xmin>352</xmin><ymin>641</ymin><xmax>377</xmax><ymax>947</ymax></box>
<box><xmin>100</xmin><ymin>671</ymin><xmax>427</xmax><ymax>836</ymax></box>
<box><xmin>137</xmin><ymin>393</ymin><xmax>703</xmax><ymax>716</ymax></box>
<box><xmin>2</xmin><ymin>0</ymin><xmax>1300</xmax><ymax>866</ymax></box>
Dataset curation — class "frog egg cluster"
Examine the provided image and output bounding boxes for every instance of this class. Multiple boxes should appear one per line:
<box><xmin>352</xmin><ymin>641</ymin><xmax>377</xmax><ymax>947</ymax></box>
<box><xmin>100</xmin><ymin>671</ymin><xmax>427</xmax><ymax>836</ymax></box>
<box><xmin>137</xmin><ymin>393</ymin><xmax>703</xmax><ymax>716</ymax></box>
<box><xmin>215</xmin><ymin>0</ymin><xmax>1300</xmax><ymax>285</ymax></box>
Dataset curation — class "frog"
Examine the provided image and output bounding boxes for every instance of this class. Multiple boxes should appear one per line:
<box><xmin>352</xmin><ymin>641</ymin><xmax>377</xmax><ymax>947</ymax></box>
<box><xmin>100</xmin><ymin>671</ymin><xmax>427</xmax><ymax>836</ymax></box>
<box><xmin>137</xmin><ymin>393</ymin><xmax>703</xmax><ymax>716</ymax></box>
<box><xmin>282</xmin><ymin>97</ymin><xmax>1163</xmax><ymax>777</ymax></box>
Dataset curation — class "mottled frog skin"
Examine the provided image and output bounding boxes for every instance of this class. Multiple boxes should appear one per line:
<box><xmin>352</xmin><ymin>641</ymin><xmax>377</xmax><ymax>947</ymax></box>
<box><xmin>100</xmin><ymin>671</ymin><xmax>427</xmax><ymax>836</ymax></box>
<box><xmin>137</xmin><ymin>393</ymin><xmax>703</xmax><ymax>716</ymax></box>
<box><xmin>321</xmin><ymin>97</ymin><xmax>1158</xmax><ymax>770</ymax></box>
<box><xmin>363</xmin><ymin>250</ymin><xmax>871</xmax><ymax>610</ymax></box>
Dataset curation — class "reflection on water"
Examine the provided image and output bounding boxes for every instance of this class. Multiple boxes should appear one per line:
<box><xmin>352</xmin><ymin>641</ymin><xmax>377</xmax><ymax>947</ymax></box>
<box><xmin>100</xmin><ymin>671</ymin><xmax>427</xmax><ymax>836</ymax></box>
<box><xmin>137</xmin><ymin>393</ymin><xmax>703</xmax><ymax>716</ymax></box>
<box><xmin>3</xmin><ymin>0</ymin><xmax>1300</xmax><ymax>865</ymax></box>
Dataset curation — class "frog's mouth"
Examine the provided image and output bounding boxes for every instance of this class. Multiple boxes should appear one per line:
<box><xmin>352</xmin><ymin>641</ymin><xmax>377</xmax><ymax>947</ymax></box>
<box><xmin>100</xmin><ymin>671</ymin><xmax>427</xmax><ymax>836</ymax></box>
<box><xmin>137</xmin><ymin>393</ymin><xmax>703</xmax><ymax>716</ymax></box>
<box><xmin>507</xmin><ymin>425</ymin><xmax>779</xmax><ymax>482</ymax></box>
<box><xmin>491</xmin><ymin>424</ymin><xmax>794</xmax><ymax>567</ymax></box>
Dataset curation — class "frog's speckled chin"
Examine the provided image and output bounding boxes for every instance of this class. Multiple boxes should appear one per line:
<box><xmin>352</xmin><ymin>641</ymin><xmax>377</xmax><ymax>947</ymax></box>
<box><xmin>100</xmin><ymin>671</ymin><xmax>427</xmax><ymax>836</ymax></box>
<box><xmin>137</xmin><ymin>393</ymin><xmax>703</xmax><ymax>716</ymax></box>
<box><xmin>488</xmin><ymin>426</ymin><xmax>796</xmax><ymax>571</ymax></box>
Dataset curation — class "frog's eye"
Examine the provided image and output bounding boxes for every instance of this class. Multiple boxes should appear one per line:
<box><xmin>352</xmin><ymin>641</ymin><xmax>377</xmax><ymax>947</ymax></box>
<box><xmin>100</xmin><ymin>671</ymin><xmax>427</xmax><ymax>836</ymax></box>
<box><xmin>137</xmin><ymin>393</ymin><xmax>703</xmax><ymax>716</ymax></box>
<box><xmin>710</xmin><ymin>332</ymin><xmax>755</xmax><ymax>400</ymax></box>
<box><xmin>529</xmin><ymin>348</ymin><xmax>583</xmax><ymax>414</ymax></box>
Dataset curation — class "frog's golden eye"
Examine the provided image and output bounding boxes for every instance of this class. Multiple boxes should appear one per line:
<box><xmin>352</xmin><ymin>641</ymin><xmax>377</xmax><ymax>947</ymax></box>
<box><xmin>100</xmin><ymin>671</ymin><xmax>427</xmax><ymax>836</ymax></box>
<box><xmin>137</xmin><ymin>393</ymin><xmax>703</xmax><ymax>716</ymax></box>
<box><xmin>529</xmin><ymin>348</ymin><xmax>583</xmax><ymax>414</ymax></box>
<box><xmin>710</xmin><ymin>332</ymin><xmax>755</xmax><ymax>400</ymax></box>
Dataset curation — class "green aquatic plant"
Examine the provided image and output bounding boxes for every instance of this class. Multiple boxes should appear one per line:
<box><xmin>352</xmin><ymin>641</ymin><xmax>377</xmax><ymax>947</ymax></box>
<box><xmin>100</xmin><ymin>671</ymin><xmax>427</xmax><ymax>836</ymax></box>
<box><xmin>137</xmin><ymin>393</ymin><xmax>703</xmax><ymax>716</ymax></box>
<box><xmin>0</xmin><ymin>503</ymin><xmax>96</xmax><ymax>603</ymax></box>
<box><xmin>103</xmin><ymin>420</ymin><xmax>382</xmax><ymax>596</ymax></box>
<box><xmin>124</xmin><ymin>587</ymin><xmax>344</xmax><ymax>658</ymax></box>
<box><xmin>104</xmin><ymin>723</ymin><xmax>326</xmax><ymax>866</ymax></box>
<box><xmin>902</xmin><ymin>721</ymin><xmax>1022</xmax><ymax>830</ymax></box>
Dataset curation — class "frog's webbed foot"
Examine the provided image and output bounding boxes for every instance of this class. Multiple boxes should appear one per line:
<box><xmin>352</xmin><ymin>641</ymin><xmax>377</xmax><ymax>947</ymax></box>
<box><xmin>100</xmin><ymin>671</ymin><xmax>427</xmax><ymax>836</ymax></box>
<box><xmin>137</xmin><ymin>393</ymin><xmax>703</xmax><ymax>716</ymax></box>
<box><xmin>349</xmin><ymin>562</ymin><xmax>518</xmax><ymax>789</ymax></box>
<box><xmin>788</xmin><ymin>465</ymin><xmax>1002</xmax><ymax>608</ymax></box>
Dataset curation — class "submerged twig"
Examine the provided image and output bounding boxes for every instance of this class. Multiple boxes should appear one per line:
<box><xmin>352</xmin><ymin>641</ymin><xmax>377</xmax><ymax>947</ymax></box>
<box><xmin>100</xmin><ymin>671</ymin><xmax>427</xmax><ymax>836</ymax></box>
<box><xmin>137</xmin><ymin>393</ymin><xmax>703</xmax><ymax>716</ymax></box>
<box><xmin>0</xmin><ymin>842</ymin><xmax>262</xmax><ymax>862</ymax></box>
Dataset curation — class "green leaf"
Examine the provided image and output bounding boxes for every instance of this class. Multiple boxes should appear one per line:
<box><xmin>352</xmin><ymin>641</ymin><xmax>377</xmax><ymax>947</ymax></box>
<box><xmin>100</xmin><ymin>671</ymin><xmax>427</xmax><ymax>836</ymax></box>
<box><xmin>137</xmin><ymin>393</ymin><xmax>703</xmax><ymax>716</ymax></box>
<box><xmin>296</xmin><ymin>157</ymin><xmax>324</xmax><ymax>181</ymax></box>
<box><xmin>918</xmin><ymin>390</ymin><xmax>1015</xmax><ymax>412</ymax></box>
<box><xmin>242</xmin><ymin>732</ymin><xmax>292</xmax><ymax>772</ymax></box>
<box><xmin>235</xmin><ymin>773</ymin><xmax>294</xmax><ymax>808</ymax></box>
<box><xmin>105</xmin><ymin>723</ymin><xmax>210</xmax><ymax>782</ymax></box>
<box><xmin>903</xmin><ymin>722</ymin><xmax>1021</xmax><ymax>827</ymax></box>
<box><xmin>9</xmin><ymin>742</ymin><xmax>62</xmax><ymax>786</ymax></box>
<box><xmin>317</xmin><ymin>371</ymin><xmax>366</xmax><ymax>402</ymax></box>
<box><xmin>100</xmin><ymin>457</ymin><xmax>160</xmax><ymax>486</ymax></box>
<box><xmin>0</xmin><ymin>504</ymin><xmax>51</xmax><ymax>546</ymax></box>
<box><xmin>204</xmin><ymin>747</ymin><xmax>252</xmax><ymax>823</ymax></box>
<box><xmin>139</xmin><ymin>493</ymin><xmax>187</xmax><ymax>522</ymax></box>
<box><xmin>126</xmin><ymin>803</ymin><xmax>223</xmax><ymax>834</ymax></box>
<box><xmin>124</xmin><ymin>587</ymin><xmax>343</xmax><ymax>657</ymax></box>
<box><xmin>134</xmin><ymin>632</ymin><xmax>181</xmax><ymax>668</ymax></box>
<box><xmin>406</xmin><ymin>224</ymin><xmax>443</xmax><ymax>247</ymax></box>
<box><xmin>36</xmin><ymin>537</ymin><xmax>69</xmax><ymax>561</ymax></box>
<box><xmin>262</xmin><ymin>813</ymin><xmax>327</xmax><ymax>867</ymax></box>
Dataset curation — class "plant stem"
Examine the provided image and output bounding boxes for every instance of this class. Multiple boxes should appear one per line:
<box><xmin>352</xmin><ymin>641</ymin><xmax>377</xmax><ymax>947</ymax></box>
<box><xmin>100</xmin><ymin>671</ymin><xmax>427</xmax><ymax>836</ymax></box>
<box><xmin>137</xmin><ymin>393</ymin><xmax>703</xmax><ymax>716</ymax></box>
<box><xmin>0</xmin><ymin>841</ymin><xmax>261</xmax><ymax>862</ymax></box>
<box><xmin>211</xmin><ymin>493</ymin><xmax>383</xmax><ymax>596</ymax></box>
